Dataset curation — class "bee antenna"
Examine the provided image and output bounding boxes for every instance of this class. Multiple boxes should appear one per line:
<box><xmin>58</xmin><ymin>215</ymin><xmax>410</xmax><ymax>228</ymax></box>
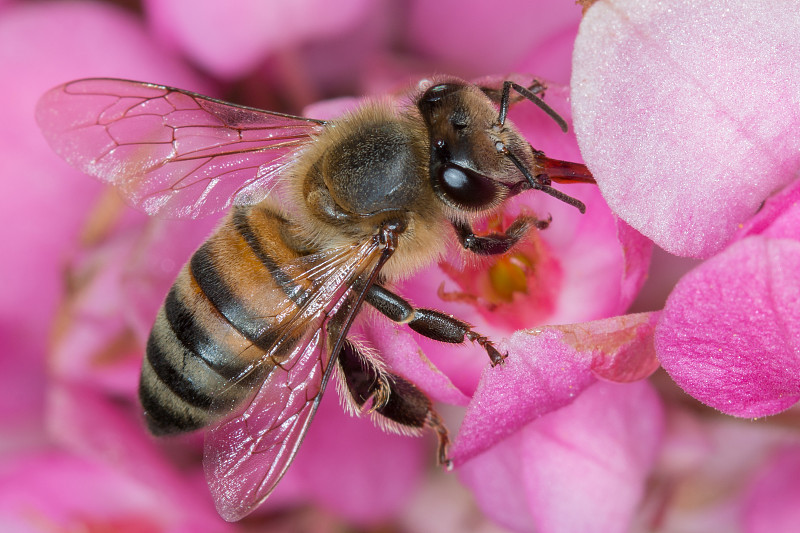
<box><xmin>504</xmin><ymin>150</ymin><xmax>586</xmax><ymax>214</ymax></box>
<box><xmin>497</xmin><ymin>81</ymin><xmax>568</xmax><ymax>133</ymax></box>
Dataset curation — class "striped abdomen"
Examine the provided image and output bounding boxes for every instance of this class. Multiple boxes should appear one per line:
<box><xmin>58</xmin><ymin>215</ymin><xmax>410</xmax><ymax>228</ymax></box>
<box><xmin>139</xmin><ymin>203</ymin><xmax>312</xmax><ymax>435</ymax></box>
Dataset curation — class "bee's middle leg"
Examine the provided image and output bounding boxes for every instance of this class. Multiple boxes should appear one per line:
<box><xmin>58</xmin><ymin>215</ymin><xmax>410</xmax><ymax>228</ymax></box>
<box><xmin>366</xmin><ymin>285</ymin><xmax>505</xmax><ymax>366</ymax></box>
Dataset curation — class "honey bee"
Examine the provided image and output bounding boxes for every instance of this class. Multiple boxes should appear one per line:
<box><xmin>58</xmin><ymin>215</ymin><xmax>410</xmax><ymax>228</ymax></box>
<box><xmin>36</xmin><ymin>76</ymin><xmax>593</xmax><ymax>521</ymax></box>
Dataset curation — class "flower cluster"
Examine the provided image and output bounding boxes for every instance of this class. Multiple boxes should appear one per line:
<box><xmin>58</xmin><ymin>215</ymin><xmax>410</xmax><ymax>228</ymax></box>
<box><xmin>1</xmin><ymin>0</ymin><xmax>798</xmax><ymax>532</ymax></box>
<box><xmin>567</xmin><ymin>0</ymin><xmax>800</xmax><ymax>529</ymax></box>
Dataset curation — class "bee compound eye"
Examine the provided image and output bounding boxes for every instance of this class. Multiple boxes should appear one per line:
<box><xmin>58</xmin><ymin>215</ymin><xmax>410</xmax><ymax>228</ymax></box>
<box><xmin>420</xmin><ymin>83</ymin><xmax>463</xmax><ymax>106</ymax></box>
<box><xmin>434</xmin><ymin>164</ymin><xmax>499</xmax><ymax>210</ymax></box>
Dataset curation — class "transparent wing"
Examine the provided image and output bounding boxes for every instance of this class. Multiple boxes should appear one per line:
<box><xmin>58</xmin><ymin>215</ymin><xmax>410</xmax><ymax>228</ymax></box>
<box><xmin>203</xmin><ymin>236</ymin><xmax>386</xmax><ymax>522</ymax></box>
<box><xmin>35</xmin><ymin>78</ymin><xmax>326</xmax><ymax>218</ymax></box>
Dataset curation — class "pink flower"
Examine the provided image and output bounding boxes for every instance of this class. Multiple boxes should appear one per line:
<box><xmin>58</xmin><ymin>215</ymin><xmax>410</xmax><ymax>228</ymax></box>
<box><xmin>143</xmin><ymin>0</ymin><xmax>373</xmax><ymax>81</ymax></box>
<box><xmin>306</xmin><ymin>73</ymin><xmax>655</xmax><ymax>530</ymax></box>
<box><xmin>299</xmin><ymin>78</ymin><xmax>657</xmax><ymax>533</ymax></box>
<box><xmin>303</xmin><ymin>75</ymin><xmax>656</xmax><ymax>531</ymax></box>
<box><xmin>569</xmin><ymin>1</ymin><xmax>800</xmax><ymax>529</ymax></box>
<box><xmin>572</xmin><ymin>0</ymin><xmax>800</xmax><ymax>260</ymax></box>
<box><xmin>743</xmin><ymin>444</ymin><xmax>800</xmax><ymax>533</ymax></box>
<box><xmin>572</xmin><ymin>0</ymin><xmax>800</xmax><ymax>415</ymax></box>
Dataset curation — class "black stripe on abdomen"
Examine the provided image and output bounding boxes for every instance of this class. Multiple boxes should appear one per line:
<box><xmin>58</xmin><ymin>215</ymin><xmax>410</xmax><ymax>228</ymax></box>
<box><xmin>139</xmin><ymin>354</ymin><xmax>210</xmax><ymax>435</ymax></box>
<box><xmin>189</xmin><ymin>242</ymin><xmax>268</xmax><ymax>343</ymax></box>
<box><xmin>231</xmin><ymin>207</ymin><xmax>309</xmax><ymax>306</ymax></box>
<box><xmin>146</xmin><ymin>325</ymin><xmax>215</xmax><ymax>410</ymax></box>
<box><xmin>140</xmin><ymin>291</ymin><xmax>255</xmax><ymax>434</ymax></box>
<box><xmin>163</xmin><ymin>285</ymin><xmax>248</xmax><ymax>381</ymax></box>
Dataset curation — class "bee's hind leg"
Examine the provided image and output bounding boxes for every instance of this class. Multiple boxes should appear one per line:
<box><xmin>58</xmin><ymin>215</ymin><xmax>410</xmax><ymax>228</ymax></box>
<box><xmin>365</xmin><ymin>285</ymin><xmax>506</xmax><ymax>366</ymax></box>
<box><xmin>337</xmin><ymin>340</ymin><xmax>451</xmax><ymax>467</ymax></box>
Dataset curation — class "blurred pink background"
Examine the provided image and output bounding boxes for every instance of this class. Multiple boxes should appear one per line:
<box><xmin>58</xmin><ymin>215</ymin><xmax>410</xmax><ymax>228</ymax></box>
<box><xmin>2</xmin><ymin>1</ymin><xmax>799</xmax><ymax>532</ymax></box>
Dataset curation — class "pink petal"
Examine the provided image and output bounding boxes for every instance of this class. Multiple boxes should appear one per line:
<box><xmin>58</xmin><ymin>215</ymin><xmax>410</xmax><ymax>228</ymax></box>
<box><xmin>742</xmin><ymin>445</ymin><xmax>800</xmax><ymax>533</ymax></box>
<box><xmin>452</xmin><ymin>312</ymin><xmax>660</xmax><ymax>464</ymax></box>
<box><xmin>545</xmin><ymin>188</ymin><xmax>653</xmax><ymax>324</ymax></box>
<box><xmin>585</xmin><ymin>312</ymin><xmax>661</xmax><ymax>383</ymax></box>
<box><xmin>406</xmin><ymin>1</ymin><xmax>581</xmax><ymax>78</ymax></box>
<box><xmin>450</xmin><ymin>326</ymin><xmax>595</xmax><ymax>465</ymax></box>
<box><xmin>144</xmin><ymin>0</ymin><xmax>370</xmax><ymax>80</ymax></box>
<box><xmin>45</xmin><ymin>383</ymin><xmax>220</xmax><ymax>525</ymax></box>
<box><xmin>572</xmin><ymin>0</ymin><xmax>800</xmax><ymax>258</ymax></box>
<box><xmin>458</xmin><ymin>381</ymin><xmax>664</xmax><ymax>533</ymax></box>
<box><xmin>737</xmin><ymin>178</ymin><xmax>800</xmax><ymax>241</ymax></box>
<box><xmin>0</xmin><ymin>451</ymin><xmax>229</xmax><ymax>533</ymax></box>
<box><xmin>656</xmin><ymin>237</ymin><xmax>800</xmax><ymax>416</ymax></box>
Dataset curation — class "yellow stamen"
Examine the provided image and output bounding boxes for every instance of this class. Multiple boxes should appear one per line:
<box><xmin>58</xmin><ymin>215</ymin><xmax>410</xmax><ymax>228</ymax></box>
<box><xmin>487</xmin><ymin>253</ymin><xmax>532</xmax><ymax>302</ymax></box>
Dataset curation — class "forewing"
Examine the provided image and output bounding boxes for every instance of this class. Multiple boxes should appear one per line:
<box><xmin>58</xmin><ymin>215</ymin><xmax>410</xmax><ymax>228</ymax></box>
<box><xmin>36</xmin><ymin>78</ymin><xmax>326</xmax><ymax>218</ymax></box>
<box><xmin>203</xmin><ymin>236</ymin><xmax>385</xmax><ymax>522</ymax></box>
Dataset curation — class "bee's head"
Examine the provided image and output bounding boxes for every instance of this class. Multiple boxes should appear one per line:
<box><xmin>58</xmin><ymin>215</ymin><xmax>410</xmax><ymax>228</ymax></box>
<box><xmin>417</xmin><ymin>80</ymin><xmax>586</xmax><ymax>216</ymax></box>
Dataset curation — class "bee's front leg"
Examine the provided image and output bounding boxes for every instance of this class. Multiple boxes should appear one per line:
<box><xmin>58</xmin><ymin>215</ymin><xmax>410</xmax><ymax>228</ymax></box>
<box><xmin>451</xmin><ymin>215</ymin><xmax>550</xmax><ymax>256</ymax></box>
<box><xmin>366</xmin><ymin>285</ymin><xmax>505</xmax><ymax>366</ymax></box>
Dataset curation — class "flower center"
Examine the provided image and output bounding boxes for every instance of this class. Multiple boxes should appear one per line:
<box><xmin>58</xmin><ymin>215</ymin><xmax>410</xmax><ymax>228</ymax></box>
<box><xmin>439</xmin><ymin>212</ymin><xmax>562</xmax><ymax>331</ymax></box>
<box><xmin>487</xmin><ymin>253</ymin><xmax>533</xmax><ymax>302</ymax></box>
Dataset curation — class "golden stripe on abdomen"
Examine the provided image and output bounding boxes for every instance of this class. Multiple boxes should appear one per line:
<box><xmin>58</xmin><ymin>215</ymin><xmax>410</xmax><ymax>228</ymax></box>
<box><xmin>232</xmin><ymin>206</ymin><xmax>309</xmax><ymax>306</ymax></box>
<box><xmin>162</xmin><ymin>284</ymin><xmax>249</xmax><ymax>381</ymax></box>
<box><xmin>139</xmin><ymin>203</ymin><xmax>316</xmax><ymax>435</ymax></box>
